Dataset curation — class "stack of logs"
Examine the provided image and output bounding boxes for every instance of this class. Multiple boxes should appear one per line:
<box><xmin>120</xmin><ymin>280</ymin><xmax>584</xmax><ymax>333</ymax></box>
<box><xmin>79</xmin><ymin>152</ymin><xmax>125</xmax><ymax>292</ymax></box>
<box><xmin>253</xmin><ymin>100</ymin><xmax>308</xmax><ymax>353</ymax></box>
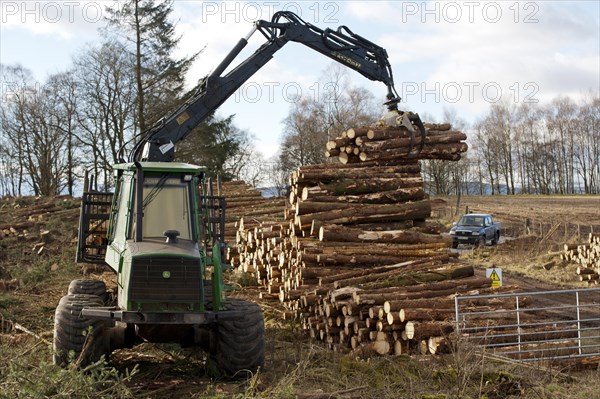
<box><xmin>561</xmin><ymin>233</ymin><xmax>600</xmax><ymax>284</ymax></box>
<box><xmin>227</xmin><ymin>123</ymin><xmax>525</xmax><ymax>356</ymax></box>
<box><xmin>325</xmin><ymin>123</ymin><xmax>467</xmax><ymax>164</ymax></box>
<box><xmin>217</xmin><ymin>181</ymin><xmax>285</xmax><ymax>267</ymax></box>
<box><xmin>0</xmin><ymin>196</ymin><xmax>78</xmax><ymax>240</ymax></box>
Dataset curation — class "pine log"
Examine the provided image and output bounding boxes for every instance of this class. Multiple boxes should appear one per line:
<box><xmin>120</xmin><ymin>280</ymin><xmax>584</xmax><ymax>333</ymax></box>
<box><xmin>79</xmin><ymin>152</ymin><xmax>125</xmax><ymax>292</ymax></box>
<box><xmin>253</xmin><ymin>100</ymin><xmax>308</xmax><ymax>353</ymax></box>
<box><xmin>0</xmin><ymin>221</ymin><xmax>36</xmax><ymax>230</ymax></box>
<box><xmin>325</xmin><ymin>148</ymin><xmax>341</xmax><ymax>158</ymax></box>
<box><xmin>298</xmin><ymin>200</ymin><xmax>431</xmax><ymax>226</ymax></box>
<box><xmin>306</xmin><ymin>241</ymin><xmax>449</xmax><ymax>252</ymax></box>
<box><xmin>307</xmin><ymin>245</ymin><xmax>447</xmax><ymax>258</ymax></box>
<box><xmin>424</xmin><ymin>123</ymin><xmax>452</xmax><ymax>131</ymax></box>
<box><xmin>319</xmin><ymin>224</ymin><xmax>448</xmax><ymax>245</ymax></box>
<box><xmin>404</xmin><ymin>321</ymin><xmax>454</xmax><ymax>340</ymax></box>
<box><xmin>298</xmin><ymin>159</ymin><xmax>416</xmax><ymax>171</ymax></box>
<box><xmin>468</xmin><ymin>325</ymin><xmax>579</xmax><ymax>345</ymax></box>
<box><xmin>359</xmin><ymin>143</ymin><xmax>468</xmax><ymax>162</ymax></box>
<box><xmin>428</xmin><ymin>336</ymin><xmax>451</xmax><ymax>354</ymax></box>
<box><xmin>299</xmin><ymin>164</ymin><xmax>421</xmax><ymax>182</ymax></box>
<box><xmin>314</xmin><ymin>253</ymin><xmax>418</xmax><ymax>267</ymax></box>
<box><xmin>338</xmin><ymin>152</ymin><xmax>361</xmax><ymax>164</ymax></box>
<box><xmin>326</xmin><ymin>137</ymin><xmax>354</xmax><ymax>150</ymax></box>
<box><xmin>359</xmin><ymin>132</ymin><xmax>467</xmax><ymax>152</ymax></box>
<box><xmin>400</xmin><ymin>308</ymin><xmax>456</xmax><ymax>322</ymax></box>
<box><xmin>355</xmin><ymin>279</ymin><xmax>491</xmax><ymax>307</ymax></box>
<box><xmin>334</xmin><ymin>264</ymin><xmax>473</xmax><ymax>290</ymax></box>
<box><xmin>303</xmin><ymin>177</ymin><xmax>423</xmax><ymax>198</ymax></box>
<box><xmin>493</xmin><ymin>341</ymin><xmax>580</xmax><ymax>360</ymax></box>
<box><xmin>301</xmin><ymin>187</ymin><xmax>426</xmax><ymax>204</ymax></box>
<box><xmin>351</xmin><ymin>276</ymin><xmax>492</xmax><ymax>300</ymax></box>
<box><xmin>346</xmin><ymin>127</ymin><xmax>374</xmax><ymax>139</ymax></box>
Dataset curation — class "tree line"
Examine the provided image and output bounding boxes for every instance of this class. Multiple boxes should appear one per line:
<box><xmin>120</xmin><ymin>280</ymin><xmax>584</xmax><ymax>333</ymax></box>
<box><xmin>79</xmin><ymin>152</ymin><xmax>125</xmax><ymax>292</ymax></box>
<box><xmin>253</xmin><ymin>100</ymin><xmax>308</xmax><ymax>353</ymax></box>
<box><xmin>0</xmin><ymin>0</ymin><xmax>258</xmax><ymax>196</ymax></box>
<box><xmin>276</xmin><ymin>76</ymin><xmax>599</xmax><ymax>196</ymax></box>
<box><xmin>1</xmin><ymin>1</ymin><xmax>598</xmax><ymax>197</ymax></box>
<box><xmin>420</xmin><ymin>95</ymin><xmax>599</xmax><ymax>196</ymax></box>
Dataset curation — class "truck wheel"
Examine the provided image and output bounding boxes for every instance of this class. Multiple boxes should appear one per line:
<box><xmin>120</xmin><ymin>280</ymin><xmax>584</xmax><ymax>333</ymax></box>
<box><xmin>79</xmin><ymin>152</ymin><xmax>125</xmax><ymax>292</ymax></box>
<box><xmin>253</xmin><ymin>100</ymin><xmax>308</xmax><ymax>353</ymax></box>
<box><xmin>451</xmin><ymin>241</ymin><xmax>459</xmax><ymax>249</ymax></box>
<box><xmin>53</xmin><ymin>294</ymin><xmax>106</xmax><ymax>368</ymax></box>
<box><xmin>477</xmin><ymin>236</ymin><xmax>486</xmax><ymax>247</ymax></box>
<box><xmin>213</xmin><ymin>298</ymin><xmax>265</xmax><ymax>378</ymax></box>
<box><xmin>68</xmin><ymin>279</ymin><xmax>108</xmax><ymax>303</ymax></box>
<box><xmin>491</xmin><ymin>232</ymin><xmax>500</xmax><ymax>246</ymax></box>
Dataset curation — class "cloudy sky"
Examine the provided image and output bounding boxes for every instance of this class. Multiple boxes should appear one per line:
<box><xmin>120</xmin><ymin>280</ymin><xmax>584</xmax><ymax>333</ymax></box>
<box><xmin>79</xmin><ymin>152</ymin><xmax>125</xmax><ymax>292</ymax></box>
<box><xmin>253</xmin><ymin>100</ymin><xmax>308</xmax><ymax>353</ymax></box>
<box><xmin>1</xmin><ymin>1</ymin><xmax>598</xmax><ymax>158</ymax></box>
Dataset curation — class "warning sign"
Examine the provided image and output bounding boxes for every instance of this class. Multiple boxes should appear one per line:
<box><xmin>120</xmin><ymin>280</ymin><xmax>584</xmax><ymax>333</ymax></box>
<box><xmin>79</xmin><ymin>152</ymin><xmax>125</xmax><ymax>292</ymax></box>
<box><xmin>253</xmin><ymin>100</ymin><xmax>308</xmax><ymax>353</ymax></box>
<box><xmin>486</xmin><ymin>268</ymin><xmax>502</xmax><ymax>288</ymax></box>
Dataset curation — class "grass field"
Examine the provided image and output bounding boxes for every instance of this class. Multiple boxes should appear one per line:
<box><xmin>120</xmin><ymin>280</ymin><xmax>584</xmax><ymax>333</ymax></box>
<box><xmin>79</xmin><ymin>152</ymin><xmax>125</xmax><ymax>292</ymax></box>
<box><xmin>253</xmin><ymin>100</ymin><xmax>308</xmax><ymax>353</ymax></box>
<box><xmin>1</xmin><ymin>195</ymin><xmax>599</xmax><ymax>398</ymax></box>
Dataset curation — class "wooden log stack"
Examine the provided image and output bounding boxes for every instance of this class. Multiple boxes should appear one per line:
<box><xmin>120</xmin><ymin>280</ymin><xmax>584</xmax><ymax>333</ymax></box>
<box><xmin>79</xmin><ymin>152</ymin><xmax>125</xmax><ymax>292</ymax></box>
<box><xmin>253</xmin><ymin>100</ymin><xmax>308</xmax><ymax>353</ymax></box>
<box><xmin>218</xmin><ymin>181</ymin><xmax>285</xmax><ymax>269</ymax></box>
<box><xmin>561</xmin><ymin>233</ymin><xmax>600</xmax><ymax>284</ymax></box>
<box><xmin>226</xmin><ymin>123</ymin><xmax>526</xmax><ymax>356</ymax></box>
<box><xmin>325</xmin><ymin>123</ymin><xmax>468</xmax><ymax>164</ymax></box>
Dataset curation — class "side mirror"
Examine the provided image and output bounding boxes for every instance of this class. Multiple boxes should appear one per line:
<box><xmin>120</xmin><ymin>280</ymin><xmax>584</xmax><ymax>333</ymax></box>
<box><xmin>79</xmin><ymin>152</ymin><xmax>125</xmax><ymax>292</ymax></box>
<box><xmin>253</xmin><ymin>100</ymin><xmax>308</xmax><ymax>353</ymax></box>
<box><xmin>164</xmin><ymin>230</ymin><xmax>180</xmax><ymax>243</ymax></box>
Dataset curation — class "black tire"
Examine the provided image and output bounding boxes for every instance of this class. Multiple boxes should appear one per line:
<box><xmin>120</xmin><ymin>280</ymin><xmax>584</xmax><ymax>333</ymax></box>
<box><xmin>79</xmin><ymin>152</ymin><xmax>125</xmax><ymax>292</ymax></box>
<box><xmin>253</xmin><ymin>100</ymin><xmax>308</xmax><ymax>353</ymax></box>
<box><xmin>477</xmin><ymin>236</ymin><xmax>486</xmax><ymax>247</ymax></box>
<box><xmin>213</xmin><ymin>298</ymin><xmax>265</xmax><ymax>378</ymax></box>
<box><xmin>53</xmin><ymin>294</ymin><xmax>106</xmax><ymax>367</ymax></box>
<box><xmin>451</xmin><ymin>241</ymin><xmax>459</xmax><ymax>249</ymax></box>
<box><xmin>68</xmin><ymin>279</ymin><xmax>108</xmax><ymax>303</ymax></box>
<box><xmin>491</xmin><ymin>232</ymin><xmax>500</xmax><ymax>246</ymax></box>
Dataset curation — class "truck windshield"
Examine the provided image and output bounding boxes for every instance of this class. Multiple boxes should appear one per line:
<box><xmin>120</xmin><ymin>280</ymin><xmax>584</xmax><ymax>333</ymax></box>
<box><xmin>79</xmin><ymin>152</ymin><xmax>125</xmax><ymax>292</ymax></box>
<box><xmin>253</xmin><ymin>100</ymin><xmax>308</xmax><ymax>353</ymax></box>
<box><xmin>141</xmin><ymin>175</ymin><xmax>191</xmax><ymax>240</ymax></box>
<box><xmin>458</xmin><ymin>216</ymin><xmax>485</xmax><ymax>227</ymax></box>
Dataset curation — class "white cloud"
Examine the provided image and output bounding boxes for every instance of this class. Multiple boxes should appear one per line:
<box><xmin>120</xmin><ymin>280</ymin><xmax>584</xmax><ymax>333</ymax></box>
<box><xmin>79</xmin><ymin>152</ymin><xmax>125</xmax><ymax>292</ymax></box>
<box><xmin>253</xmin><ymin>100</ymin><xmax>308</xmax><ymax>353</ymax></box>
<box><xmin>0</xmin><ymin>0</ymin><xmax>113</xmax><ymax>39</ymax></box>
<box><xmin>369</xmin><ymin>1</ymin><xmax>599</xmax><ymax>117</ymax></box>
<box><xmin>2</xmin><ymin>0</ymin><xmax>596</xmax><ymax>141</ymax></box>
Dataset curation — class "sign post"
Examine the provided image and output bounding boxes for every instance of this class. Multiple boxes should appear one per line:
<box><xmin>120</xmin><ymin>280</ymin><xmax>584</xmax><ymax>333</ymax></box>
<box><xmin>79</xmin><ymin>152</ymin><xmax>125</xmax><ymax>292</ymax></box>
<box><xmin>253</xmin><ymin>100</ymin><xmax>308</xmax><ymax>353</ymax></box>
<box><xmin>486</xmin><ymin>267</ymin><xmax>502</xmax><ymax>288</ymax></box>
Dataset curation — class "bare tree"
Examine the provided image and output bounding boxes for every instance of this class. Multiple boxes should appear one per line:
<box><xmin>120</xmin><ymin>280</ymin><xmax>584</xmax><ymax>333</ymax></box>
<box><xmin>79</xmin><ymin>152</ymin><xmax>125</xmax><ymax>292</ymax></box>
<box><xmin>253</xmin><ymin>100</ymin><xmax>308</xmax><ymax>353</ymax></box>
<box><xmin>0</xmin><ymin>64</ymin><xmax>32</xmax><ymax>195</ymax></box>
<box><xmin>72</xmin><ymin>40</ymin><xmax>137</xmax><ymax>189</ymax></box>
<box><xmin>422</xmin><ymin>108</ymin><xmax>470</xmax><ymax>196</ymax></box>
<box><xmin>0</xmin><ymin>65</ymin><xmax>72</xmax><ymax>195</ymax></box>
<box><xmin>279</xmin><ymin>96</ymin><xmax>331</xmax><ymax>175</ymax></box>
<box><xmin>278</xmin><ymin>64</ymin><xmax>381</xmax><ymax>177</ymax></box>
<box><xmin>544</xmin><ymin>96</ymin><xmax>578</xmax><ymax>194</ymax></box>
<box><xmin>45</xmin><ymin>72</ymin><xmax>80</xmax><ymax>195</ymax></box>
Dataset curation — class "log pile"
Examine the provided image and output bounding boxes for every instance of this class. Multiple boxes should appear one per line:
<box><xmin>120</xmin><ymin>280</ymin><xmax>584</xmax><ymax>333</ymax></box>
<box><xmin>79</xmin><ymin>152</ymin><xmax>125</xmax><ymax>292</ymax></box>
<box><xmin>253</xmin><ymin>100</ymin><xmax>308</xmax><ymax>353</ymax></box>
<box><xmin>217</xmin><ymin>181</ymin><xmax>284</xmax><ymax>269</ymax></box>
<box><xmin>0</xmin><ymin>196</ymin><xmax>79</xmax><ymax>241</ymax></box>
<box><xmin>324</xmin><ymin>123</ymin><xmax>468</xmax><ymax>164</ymax></box>
<box><xmin>561</xmin><ymin>233</ymin><xmax>600</xmax><ymax>284</ymax></box>
<box><xmin>227</xmin><ymin>123</ymin><xmax>525</xmax><ymax>356</ymax></box>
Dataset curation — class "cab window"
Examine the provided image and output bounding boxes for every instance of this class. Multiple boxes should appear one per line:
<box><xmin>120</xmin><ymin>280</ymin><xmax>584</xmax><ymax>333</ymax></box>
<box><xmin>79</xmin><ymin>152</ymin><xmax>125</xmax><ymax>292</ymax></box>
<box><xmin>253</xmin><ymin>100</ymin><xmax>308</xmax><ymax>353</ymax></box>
<box><xmin>141</xmin><ymin>175</ymin><xmax>192</xmax><ymax>240</ymax></box>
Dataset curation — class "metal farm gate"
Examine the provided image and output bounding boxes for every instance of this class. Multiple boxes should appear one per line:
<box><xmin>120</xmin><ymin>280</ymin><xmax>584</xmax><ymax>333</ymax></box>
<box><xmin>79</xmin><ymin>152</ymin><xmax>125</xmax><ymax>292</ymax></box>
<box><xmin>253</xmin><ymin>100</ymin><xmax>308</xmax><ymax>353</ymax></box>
<box><xmin>454</xmin><ymin>288</ymin><xmax>600</xmax><ymax>362</ymax></box>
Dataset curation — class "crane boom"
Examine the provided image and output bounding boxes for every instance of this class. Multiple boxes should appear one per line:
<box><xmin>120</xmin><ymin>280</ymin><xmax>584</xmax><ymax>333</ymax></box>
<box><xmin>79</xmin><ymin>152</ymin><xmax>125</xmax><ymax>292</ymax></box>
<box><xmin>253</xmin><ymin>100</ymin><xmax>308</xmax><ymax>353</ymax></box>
<box><xmin>132</xmin><ymin>11</ymin><xmax>423</xmax><ymax>163</ymax></box>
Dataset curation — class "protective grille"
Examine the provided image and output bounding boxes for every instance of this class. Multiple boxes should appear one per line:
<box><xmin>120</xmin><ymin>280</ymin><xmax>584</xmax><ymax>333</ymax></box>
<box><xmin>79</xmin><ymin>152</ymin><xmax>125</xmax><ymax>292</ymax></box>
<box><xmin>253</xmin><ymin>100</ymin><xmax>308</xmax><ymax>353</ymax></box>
<box><xmin>76</xmin><ymin>192</ymin><xmax>113</xmax><ymax>264</ymax></box>
<box><xmin>130</xmin><ymin>257</ymin><xmax>201</xmax><ymax>302</ymax></box>
<box><xmin>454</xmin><ymin>230</ymin><xmax>473</xmax><ymax>237</ymax></box>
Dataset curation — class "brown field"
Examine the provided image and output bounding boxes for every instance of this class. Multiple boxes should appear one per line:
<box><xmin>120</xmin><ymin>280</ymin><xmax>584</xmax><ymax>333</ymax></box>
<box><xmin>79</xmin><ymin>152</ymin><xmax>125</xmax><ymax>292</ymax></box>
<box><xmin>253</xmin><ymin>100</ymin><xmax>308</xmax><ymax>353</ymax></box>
<box><xmin>0</xmin><ymin>195</ymin><xmax>599</xmax><ymax>398</ymax></box>
<box><xmin>432</xmin><ymin>195</ymin><xmax>600</xmax><ymax>287</ymax></box>
<box><xmin>434</xmin><ymin>195</ymin><xmax>600</xmax><ymax>239</ymax></box>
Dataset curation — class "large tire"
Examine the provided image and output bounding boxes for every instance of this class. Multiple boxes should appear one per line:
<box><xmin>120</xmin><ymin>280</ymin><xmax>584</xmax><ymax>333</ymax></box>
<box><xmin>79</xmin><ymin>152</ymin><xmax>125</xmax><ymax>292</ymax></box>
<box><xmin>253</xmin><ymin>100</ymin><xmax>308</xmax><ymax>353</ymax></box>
<box><xmin>68</xmin><ymin>279</ymin><xmax>108</xmax><ymax>303</ymax></box>
<box><xmin>451</xmin><ymin>241</ymin><xmax>459</xmax><ymax>249</ymax></box>
<box><xmin>213</xmin><ymin>298</ymin><xmax>265</xmax><ymax>378</ymax></box>
<box><xmin>491</xmin><ymin>231</ymin><xmax>500</xmax><ymax>246</ymax></box>
<box><xmin>53</xmin><ymin>294</ymin><xmax>106</xmax><ymax>367</ymax></box>
<box><xmin>477</xmin><ymin>236</ymin><xmax>486</xmax><ymax>247</ymax></box>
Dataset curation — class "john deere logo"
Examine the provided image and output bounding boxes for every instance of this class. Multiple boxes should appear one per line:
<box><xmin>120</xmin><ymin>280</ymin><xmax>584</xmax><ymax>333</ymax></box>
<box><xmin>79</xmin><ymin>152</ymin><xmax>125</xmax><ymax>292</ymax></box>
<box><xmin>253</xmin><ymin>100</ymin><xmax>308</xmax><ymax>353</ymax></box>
<box><xmin>162</xmin><ymin>271</ymin><xmax>171</xmax><ymax>279</ymax></box>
